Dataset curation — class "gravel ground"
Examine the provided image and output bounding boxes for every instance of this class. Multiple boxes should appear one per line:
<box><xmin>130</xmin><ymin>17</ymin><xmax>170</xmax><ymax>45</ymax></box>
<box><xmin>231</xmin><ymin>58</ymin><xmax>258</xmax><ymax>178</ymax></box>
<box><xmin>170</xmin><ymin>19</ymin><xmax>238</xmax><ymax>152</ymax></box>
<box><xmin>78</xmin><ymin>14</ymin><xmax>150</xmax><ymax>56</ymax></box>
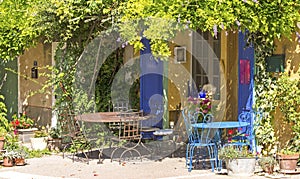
<box><xmin>0</xmin><ymin>154</ymin><xmax>299</xmax><ymax>179</ymax></box>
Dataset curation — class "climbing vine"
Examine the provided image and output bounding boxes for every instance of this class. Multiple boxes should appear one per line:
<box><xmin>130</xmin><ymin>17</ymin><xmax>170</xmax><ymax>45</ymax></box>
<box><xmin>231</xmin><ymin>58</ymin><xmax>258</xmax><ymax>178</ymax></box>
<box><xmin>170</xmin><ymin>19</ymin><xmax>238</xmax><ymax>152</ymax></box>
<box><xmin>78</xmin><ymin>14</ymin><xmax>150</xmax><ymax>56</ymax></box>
<box><xmin>248</xmin><ymin>32</ymin><xmax>278</xmax><ymax>155</ymax></box>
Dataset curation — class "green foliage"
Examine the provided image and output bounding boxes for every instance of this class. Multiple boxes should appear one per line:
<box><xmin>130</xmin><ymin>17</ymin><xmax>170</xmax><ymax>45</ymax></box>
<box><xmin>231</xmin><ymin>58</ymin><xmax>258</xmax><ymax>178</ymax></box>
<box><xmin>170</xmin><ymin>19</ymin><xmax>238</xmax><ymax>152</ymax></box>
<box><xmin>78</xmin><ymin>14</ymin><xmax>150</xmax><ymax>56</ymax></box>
<box><xmin>34</xmin><ymin>126</ymin><xmax>48</xmax><ymax>138</ymax></box>
<box><xmin>67</xmin><ymin>136</ymin><xmax>91</xmax><ymax>153</ymax></box>
<box><xmin>11</xmin><ymin>112</ymin><xmax>34</xmax><ymax>129</ymax></box>
<box><xmin>49</xmin><ymin>127</ymin><xmax>61</xmax><ymax>139</ymax></box>
<box><xmin>0</xmin><ymin>0</ymin><xmax>42</xmax><ymax>61</ymax></box>
<box><xmin>279</xmin><ymin>148</ymin><xmax>299</xmax><ymax>155</ymax></box>
<box><xmin>251</xmin><ymin>33</ymin><xmax>278</xmax><ymax>155</ymax></box>
<box><xmin>14</xmin><ymin>148</ymin><xmax>29</xmax><ymax>159</ymax></box>
<box><xmin>275</xmin><ymin>70</ymin><xmax>300</xmax><ymax>153</ymax></box>
<box><xmin>4</xmin><ymin>133</ymin><xmax>21</xmax><ymax>151</ymax></box>
<box><xmin>258</xmin><ymin>156</ymin><xmax>277</xmax><ymax>168</ymax></box>
<box><xmin>118</xmin><ymin>0</ymin><xmax>300</xmax><ymax>59</ymax></box>
<box><xmin>95</xmin><ymin>50</ymin><xmax>123</xmax><ymax>112</ymax></box>
<box><xmin>219</xmin><ymin>146</ymin><xmax>254</xmax><ymax>160</ymax></box>
<box><xmin>22</xmin><ymin>147</ymin><xmax>51</xmax><ymax>158</ymax></box>
<box><xmin>2</xmin><ymin>150</ymin><xmax>17</xmax><ymax>160</ymax></box>
<box><xmin>0</xmin><ymin>95</ymin><xmax>11</xmax><ymax>135</ymax></box>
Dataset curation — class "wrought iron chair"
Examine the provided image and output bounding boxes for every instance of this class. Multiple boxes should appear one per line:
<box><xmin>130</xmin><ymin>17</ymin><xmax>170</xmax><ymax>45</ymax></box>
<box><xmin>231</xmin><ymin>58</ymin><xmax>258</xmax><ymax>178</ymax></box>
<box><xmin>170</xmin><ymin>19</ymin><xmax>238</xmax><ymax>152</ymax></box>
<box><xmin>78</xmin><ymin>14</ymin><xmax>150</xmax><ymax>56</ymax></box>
<box><xmin>110</xmin><ymin>110</ymin><xmax>150</xmax><ymax>163</ymax></box>
<box><xmin>182</xmin><ymin>109</ymin><xmax>218</xmax><ymax>172</ymax></box>
<box><xmin>59</xmin><ymin>108</ymin><xmax>90</xmax><ymax>164</ymax></box>
<box><xmin>223</xmin><ymin>109</ymin><xmax>260</xmax><ymax>152</ymax></box>
<box><xmin>140</xmin><ymin>94</ymin><xmax>164</xmax><ymax>140</ymax></box>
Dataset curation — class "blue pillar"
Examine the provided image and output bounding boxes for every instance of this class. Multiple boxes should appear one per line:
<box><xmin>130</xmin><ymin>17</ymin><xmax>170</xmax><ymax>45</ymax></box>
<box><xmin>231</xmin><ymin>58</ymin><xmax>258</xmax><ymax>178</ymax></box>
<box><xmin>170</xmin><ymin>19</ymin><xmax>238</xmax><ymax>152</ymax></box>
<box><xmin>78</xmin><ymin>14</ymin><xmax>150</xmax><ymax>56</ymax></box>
<box><xmin>140</xmin><ymin>38</ymin><xmax>163</xmax><ymax>128</ymax></box>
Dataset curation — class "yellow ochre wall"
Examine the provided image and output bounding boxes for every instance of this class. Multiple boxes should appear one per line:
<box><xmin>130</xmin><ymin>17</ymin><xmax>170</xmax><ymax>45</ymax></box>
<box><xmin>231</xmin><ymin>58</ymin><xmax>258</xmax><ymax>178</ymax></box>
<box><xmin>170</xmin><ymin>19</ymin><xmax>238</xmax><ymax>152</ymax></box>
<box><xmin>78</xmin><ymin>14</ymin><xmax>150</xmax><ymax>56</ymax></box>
<box><xmin>167</xmin><ymin>31</ymin><xmax>239</xmax><ymax>122</ymax></box>
<box><xmin>19</xmin><ymin>43</ymin><xmax>53</xmax><ymax>126</ymax></box>
<box><xmin>168</xmin><ymin>31</ymin><xmax>191</xmax><ymax>111</ymax></box>
<box><xmin>273</xmin><ymin>35</ymin><xmax>300</xmax><ymax>148</ymax></box>
<box><xmin>124</xmin><ymin>30</ymin><xmax>240</xmax><ymax>125</ymax></box>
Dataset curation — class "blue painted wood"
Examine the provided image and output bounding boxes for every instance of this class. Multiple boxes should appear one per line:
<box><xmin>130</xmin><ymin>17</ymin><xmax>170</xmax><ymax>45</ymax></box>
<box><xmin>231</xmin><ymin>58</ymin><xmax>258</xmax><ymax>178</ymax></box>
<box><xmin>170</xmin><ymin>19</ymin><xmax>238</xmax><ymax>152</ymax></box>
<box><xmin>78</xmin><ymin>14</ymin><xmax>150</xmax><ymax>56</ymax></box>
<box><xmin>140</xmin><ymin>38</ymin><xmax>163</xmax><ymax>128</ymax></box>
<box><xmin>238</xmin><ymin>32</ymin><xmax>254</xmax><ymax>115</ymax></box>
<box><xmin>238</xmin><ymin>32</ymin><xmax>256</xmax><ymax>152</ymax></box>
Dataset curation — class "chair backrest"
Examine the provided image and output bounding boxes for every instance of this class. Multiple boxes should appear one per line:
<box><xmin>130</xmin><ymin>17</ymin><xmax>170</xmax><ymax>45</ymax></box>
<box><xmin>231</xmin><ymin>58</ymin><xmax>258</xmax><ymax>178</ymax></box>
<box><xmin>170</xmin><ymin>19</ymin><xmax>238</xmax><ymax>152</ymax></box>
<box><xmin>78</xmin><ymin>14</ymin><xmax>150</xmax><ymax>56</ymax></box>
<box><xmin>202</xmin><ymin>113</ymin><xmax>219</xmax><ymax>143</ymax></box>
<box><xmin>238</xmin><ymin>110</ymin><xmax>255</xmax><ymax>135</ymax></box>
<box><xmin>193</xmin><ymin>111</ymin><xmax>216</xmax><ymax>144</ymax></box>
<box><xmin>182</xmin><ymin>108</ymin><xmax>194</xmax><ymax>143</ymax></box>
<box><xmin>113</xmin><ymin>101</ymin><xmax>129</xmax><ymax>112</ymax></box>
<box><xmin>119</xmin><ymin>111</ymin><xmax>143</xmax><ymax>141</ymax></box>
<box><xmin>182</xmin><ymin>109</ymin><xmax>204</xmax><ymax>144</ymax></box>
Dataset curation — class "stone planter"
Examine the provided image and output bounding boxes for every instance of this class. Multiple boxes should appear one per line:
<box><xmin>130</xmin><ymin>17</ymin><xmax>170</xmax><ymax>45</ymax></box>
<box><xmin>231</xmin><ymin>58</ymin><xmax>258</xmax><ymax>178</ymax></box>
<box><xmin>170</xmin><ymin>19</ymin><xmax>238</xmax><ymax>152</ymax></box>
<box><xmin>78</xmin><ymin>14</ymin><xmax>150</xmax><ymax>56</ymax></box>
<box><xmin>225</xmin><ymin>158</ymin><xmax>256</xmax><ymax>177</ymax></box>
<box><xmin>277</xmin><ymin>153</ymin><xmax>299</xmax><ymax>171</ymax></box>
<box><xmin>18</xmin><ymin>128</ymin><xmax>38</xmax><ymax>143</ymax></box>
<box><xmin>30</xmin><ymin>137</ymin><xmax>48</xmax><ymax>150</ymax></box>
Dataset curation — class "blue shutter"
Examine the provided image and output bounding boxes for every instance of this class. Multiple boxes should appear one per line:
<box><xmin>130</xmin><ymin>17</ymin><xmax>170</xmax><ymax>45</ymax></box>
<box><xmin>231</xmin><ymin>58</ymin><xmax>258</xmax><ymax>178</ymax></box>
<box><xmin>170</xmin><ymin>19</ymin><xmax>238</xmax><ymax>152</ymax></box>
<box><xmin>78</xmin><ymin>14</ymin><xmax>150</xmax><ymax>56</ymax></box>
<box><xmin>140</xmin><ymin>38</ymin><xmax>163</xmax><ymax>128</ymax></box>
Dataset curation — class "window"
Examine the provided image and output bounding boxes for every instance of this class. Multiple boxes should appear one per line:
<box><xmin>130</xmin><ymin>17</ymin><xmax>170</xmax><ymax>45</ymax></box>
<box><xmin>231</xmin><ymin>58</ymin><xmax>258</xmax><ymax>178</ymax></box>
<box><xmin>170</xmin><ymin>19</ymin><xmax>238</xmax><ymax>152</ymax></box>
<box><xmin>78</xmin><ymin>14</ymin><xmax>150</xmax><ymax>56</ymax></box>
<box><xmin>174</xmin><ymin>46</ymin><xmax>186</xmax><ymax>63</ymax></box>
<box><xmin>192</xmin><ymin>31</ymin><xmax>220</xmax><ymax>99</ymax></box>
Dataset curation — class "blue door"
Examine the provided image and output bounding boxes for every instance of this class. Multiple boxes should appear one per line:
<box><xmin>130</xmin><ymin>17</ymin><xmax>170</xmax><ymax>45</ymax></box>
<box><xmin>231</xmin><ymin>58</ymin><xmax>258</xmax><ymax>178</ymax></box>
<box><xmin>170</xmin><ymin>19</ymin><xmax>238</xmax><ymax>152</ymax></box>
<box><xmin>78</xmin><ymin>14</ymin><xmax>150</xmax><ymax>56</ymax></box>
<box><xmin>140</xmin><ymin>38</ymin><xmax>163</xmax><ymax>128</ymax></box>
<box><xmin>238</xmin><ymin>32</ymin><xmax>255</xmax><ymax>114</ymax></box>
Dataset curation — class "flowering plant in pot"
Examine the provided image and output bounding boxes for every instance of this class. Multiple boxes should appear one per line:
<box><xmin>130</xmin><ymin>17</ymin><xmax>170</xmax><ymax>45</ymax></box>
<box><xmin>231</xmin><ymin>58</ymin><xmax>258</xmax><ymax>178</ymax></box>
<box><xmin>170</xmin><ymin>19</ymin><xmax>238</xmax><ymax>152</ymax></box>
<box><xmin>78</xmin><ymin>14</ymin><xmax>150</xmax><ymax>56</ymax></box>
<box><xmin>2</xmin><ymin>150</ymin><xmax>17</xmax><ymax>167</ymax></box>
<box><xmin>14</xmin><ymin>148</ymin><xmax>28</xmax><ymax>166</ymax></box>
<box><xmin>219</xmin><ymin>146</ymin><xmax>256</xmax><ymax>177</ymax></box>
<box><xmin>11</xmin><ymin>112</ymin><xmax>37</xmax><ymax>143</ymax></box>
<box><xmin>30</xmin><ymin>127</ymin><xmax>48</xmax><ymax>150</ymax></box>
<box><xmin>48</xmin><ymin>127</ymin><xmax>62</xmax><ymax>151</ymax></box>
<box><xmin>187</xmin><ymin>96</ymin><xmax>212</xmax><ymax>122</ymax></box>
<box><xmin>276</xmin><ymin>148</ymin><xmax>299</xmax><ymax>172</ymax></box>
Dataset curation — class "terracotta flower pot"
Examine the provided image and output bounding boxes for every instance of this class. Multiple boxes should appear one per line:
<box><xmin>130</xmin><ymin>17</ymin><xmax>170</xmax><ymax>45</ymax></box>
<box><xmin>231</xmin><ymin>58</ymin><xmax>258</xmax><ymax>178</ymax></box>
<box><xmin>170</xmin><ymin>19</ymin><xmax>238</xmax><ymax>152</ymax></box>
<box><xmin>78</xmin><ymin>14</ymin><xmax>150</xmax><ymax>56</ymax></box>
<box><xmin>2</xmin><ymin>157</ymin><xmax>13</xmax><ymax>167</ymax></box>
<box><xmin>14</xmin><ymin>158</ymin><xmax>25</xmax><ymax>166</ymax></box>
<box><xmin>263</xmin><ymin>165</ymin><xmax>274</xmax><ymax>174</ymax></box>
<box><xmin>277</xmin><ymin>153</ymin><xmax>300</xmax><ymax>171</ymax></box>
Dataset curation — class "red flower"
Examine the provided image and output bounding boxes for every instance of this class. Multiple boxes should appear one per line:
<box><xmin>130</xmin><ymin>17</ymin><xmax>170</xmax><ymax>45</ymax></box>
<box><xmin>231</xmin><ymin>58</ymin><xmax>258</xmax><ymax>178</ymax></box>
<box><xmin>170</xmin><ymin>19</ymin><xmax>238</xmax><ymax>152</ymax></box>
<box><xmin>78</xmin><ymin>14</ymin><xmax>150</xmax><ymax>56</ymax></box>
<box><xmin>15</xmin><ymin>120</ymin><xmax>20</xmax><ymax>126</ymax></box>
<box><xmin>228</xmin><ymin>129</ymin><xmax>234</xmax><ymax>135</ymax></box>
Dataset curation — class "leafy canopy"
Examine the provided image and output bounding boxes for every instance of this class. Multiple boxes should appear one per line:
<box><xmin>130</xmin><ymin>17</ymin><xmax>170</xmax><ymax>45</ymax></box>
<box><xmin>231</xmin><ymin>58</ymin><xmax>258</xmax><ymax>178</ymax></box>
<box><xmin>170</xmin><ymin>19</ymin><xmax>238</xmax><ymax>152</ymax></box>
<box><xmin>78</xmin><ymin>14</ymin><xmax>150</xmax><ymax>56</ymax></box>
<box><xmin>0</xmin><ymin>0</ymin><xmax>300</xmax><ymax>61</ymax></box>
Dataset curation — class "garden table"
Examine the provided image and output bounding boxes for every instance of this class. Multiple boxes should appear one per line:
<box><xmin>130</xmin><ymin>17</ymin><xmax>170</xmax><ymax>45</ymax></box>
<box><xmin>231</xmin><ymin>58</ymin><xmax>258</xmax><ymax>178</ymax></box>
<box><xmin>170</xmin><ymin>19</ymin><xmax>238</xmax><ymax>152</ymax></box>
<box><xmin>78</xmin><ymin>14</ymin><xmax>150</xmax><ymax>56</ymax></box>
<box><xmin>191</xmin><ymin>121</ymin><xmax>249</xmax><ymax>129</ymax></box>
<box><xmin>75</xmin><ymin>112</ymin><xmax>152</xmax><ymax>163</ymax></box>
<box><xmin>76</xmin><ymin>112</ymin><xmax>151</xmax><ymax>123</ymax></box>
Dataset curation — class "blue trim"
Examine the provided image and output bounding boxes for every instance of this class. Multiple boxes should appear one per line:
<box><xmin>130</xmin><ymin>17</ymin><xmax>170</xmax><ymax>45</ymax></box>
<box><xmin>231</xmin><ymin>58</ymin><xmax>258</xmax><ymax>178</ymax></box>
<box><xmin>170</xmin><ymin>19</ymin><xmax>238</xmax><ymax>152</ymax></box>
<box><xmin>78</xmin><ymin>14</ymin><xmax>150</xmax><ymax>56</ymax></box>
<box><xmin>140</xmin><ymin>38</ymin><xmax>163</xmax><ymax>129</ymax></box>
<box><xmin>238</xmin><ymin>32</ymin><xmax>255</xmax><ymax>115</ymax></box>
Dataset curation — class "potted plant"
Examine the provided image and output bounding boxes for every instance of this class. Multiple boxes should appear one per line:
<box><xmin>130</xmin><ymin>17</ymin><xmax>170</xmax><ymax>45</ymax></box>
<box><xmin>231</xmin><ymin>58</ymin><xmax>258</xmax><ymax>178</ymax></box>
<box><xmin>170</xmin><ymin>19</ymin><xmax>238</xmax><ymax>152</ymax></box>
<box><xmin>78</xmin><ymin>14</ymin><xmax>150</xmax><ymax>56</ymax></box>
<box><xmin>14</xmin><ymin>148</ymin><xmax>28</xmax><ymax>166</ymax></box>
<box><xmin>48</xmin><ymin>127</ymin><xmax>62</xmax><ymax>151</ymax></box>
<box><xmin>258</xmin><ymin>156</ymin><xmax>277</xmax><ymax>174</ymax></box>
<box><xmin>276</xmin><ymin>148</ymin><xmax>299</xmax><ymax>172</ymax></box>
<box><xmin>11</xmin><ymin>112</ymin><xmax>37</xmax><ymax>143</ymax></box>
<box><xmin>275</xmin><ymin>71</ymin><xmax>300</xmax><ymax>172</ymax></box>
<box><xmin>30</xmin><ymin>126</ymin><xmax>48</xmax><ymax>150</ymax></box>
<box><xmin>219</xmin><ymin>146</ymin><xmax>256</xmax><ymax>177</ymax></box>
<box><xmin>2</xmin><ymin>150</ymin><xmax>16</xmax><ymax>167</ymax></box>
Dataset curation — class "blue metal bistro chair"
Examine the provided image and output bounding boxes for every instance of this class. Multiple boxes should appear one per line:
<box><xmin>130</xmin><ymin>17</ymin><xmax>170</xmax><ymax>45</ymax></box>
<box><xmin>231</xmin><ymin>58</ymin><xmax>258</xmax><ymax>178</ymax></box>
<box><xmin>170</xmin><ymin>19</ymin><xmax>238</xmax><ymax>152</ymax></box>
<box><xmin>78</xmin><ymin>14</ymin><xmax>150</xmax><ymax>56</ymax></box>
<box><xmin>223</xmin><ymin>109</ymin><xmax>260</xmax><ymax>153</ymax></box>
<box><xmin>182</xmin><ymin>109</ymin><xmax>218</xmax><ymax>172</ymax></box>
